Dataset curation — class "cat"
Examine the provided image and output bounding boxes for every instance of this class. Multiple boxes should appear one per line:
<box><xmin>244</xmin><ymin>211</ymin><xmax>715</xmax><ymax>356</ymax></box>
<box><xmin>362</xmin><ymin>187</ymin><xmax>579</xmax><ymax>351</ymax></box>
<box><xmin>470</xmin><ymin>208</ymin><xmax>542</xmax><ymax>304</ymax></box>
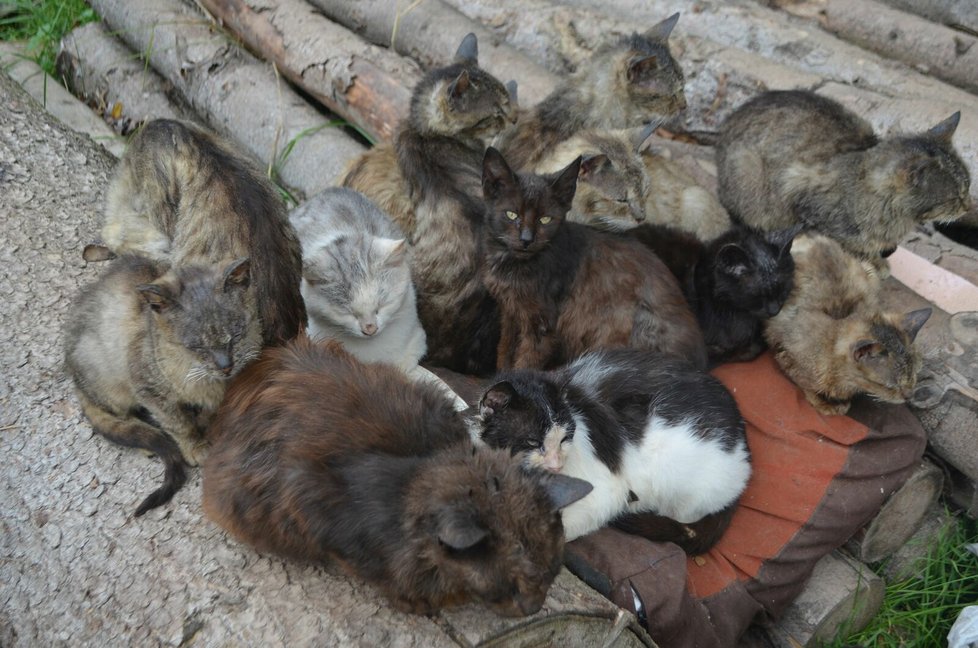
<box><xmin>289</xmin><ymin>187</ymin><xmax>425</xmax><ymax>373</ymax></box>
<box><xmin>629</xmin><ymin>223</ymin><xmax>800</xmax><ymax>365</ymax></box>
<box><xmin>93</xmin><ymin>118</ymin><xmax>305</xmax><ymax>346</ymax></box>
<box><xmin>497</xmin><ymin>13</ymin><xmax>686</xmax><ymax>170</ymax></box>
<box><xmin>475</xmin><ymin>348</ymin><xmax>751</xmax><ymax>551</ymax></box>
<box><xmin>717</xmin><ymin>90</ymin><xmax>972</xmax><ymax>267</ymax></box>
<box><xmin>202</xmin><ymin>336</ymin><xmax>592</xmax><ymax>616</ymax></box>
<box><xmin>64</xmin><ymin>254</ymin><xmax>261</xmax><ymax>515</ymax></box>
<box><xmin>764</xmin><ymin>234</ymin><xmax>933</xmax><ymax>415</ymax></box>
<box><xmin>481</xmin><ymin>146</ymin><xmax>707</xmax><ymax>371</ymax></box>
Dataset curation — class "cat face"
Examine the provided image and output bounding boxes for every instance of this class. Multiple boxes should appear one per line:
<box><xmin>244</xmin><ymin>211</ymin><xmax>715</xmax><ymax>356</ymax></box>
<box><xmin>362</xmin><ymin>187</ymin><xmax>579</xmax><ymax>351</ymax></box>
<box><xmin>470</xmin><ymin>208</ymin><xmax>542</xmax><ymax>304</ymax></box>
<box><xmin>477</xmin><ymin>376</ymin><xmax>576</xmax><ymax>473</ymax></box>
<box><xmin>711</xmin><ymin>226</ymin><xmax>800</xmax><ymax>318</ymax></box>
<box><xmin>302</xmin><ymin>235</ymin><xmax>410</xmax><ymax>338</ymax></box>
<box><xmin>572</xmin><ymin>129</ymin><xmax>652</xmax><ymax>228</ymax></box>
<box><xmin>613</xmin><ymin>15</ymin><xmax>687</xmax><ymax>123</ymax></box>
<box><xmin>408</xmin><ymin>447</ymin><xmax>590</xmax><ymax>616</ymax></box>
<box><xmin>482</xmin><ymin>147</ymin><xmax>580</xmax><ymax>257</ymax></box>
<box><xmin>411</xmin><ymin>33</ymin><xmax>517</xmax><ymax>141</ymax></box>
<box><xmin>843</xmin><ymin>308</ymin><xmax>931</xmax><ymax>402</ymax></box>
<box><xmin>138</xmin><ymin>258</ymin><xmax>260</xmax><ymax>381</ymax></box>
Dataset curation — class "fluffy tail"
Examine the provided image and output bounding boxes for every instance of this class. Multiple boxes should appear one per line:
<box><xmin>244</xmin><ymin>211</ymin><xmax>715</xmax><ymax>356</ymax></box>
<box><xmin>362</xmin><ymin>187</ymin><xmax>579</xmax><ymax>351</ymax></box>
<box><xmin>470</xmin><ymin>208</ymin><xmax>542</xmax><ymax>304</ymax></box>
<box><xmin>78</xmin><ymin>394</ymin><xmax>189</xmax><ymax>516</ymax></box>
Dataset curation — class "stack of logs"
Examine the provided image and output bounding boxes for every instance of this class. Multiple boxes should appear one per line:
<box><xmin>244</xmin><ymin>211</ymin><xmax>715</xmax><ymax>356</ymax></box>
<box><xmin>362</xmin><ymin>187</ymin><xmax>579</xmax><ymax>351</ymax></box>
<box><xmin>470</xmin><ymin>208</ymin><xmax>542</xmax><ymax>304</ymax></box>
<box><xmin>35</xmin><ymin>0</ymin><xmax>978</xmax><ymax>644</ymax></box>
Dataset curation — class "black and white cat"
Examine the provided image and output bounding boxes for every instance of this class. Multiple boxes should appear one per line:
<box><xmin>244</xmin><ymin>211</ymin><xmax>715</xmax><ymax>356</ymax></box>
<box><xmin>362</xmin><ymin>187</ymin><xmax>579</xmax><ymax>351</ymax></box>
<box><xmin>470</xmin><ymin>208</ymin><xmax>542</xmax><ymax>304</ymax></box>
<box><xmin>476</xmin><ymin>349</ymin><xmax>751</xmax><ymax>546</ymax></box>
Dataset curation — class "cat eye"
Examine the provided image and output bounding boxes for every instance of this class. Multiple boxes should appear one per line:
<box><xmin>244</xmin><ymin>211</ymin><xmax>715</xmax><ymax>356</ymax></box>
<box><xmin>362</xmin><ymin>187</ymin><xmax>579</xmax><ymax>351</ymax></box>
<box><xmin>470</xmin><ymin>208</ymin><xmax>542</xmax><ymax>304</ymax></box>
<box><xmin>506</xmin><ymin>211</ymin><xmax>519</xmax><ymax>221</ymax></box>
<box><xmin>539</xmin><ymin>216</ymin><xmax>553</xmax><ymax>225</ymax></box>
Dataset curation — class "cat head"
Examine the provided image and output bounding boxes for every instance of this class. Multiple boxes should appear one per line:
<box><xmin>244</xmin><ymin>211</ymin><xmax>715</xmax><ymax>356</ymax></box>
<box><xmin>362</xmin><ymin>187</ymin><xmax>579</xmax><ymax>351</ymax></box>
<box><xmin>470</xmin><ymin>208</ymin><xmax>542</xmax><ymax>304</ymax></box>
<box><xmin>301</xmin><ymin>234</ymin><xmax>410</xmax><ymax>338</ymax></box>
<box><xmin>477</xmin><ymin>372</ymin><xmax>575</xmax><ymax>473</ymax></box>
<box><xmin>874</xmin><ymin>113</ymin><xmax>973</xmax><ymax>224</ymax></box>
<box><xmin>587</xmin><ymin>13</ymin><xmax>687</xmax><ymax>127</ymax></box>
<box><xmin>406</xmin><ymin>445</ymin><xmax>592</xmax><ymax>616</ymax></box>
<box><xmin>409</xmin><ymin>33</ymin><xmax>518</xmax><ymax>141</ymax></box>
<box><xmin>483</xmin><ymin>147</ymin><xmax>580</xmax><ymax>257</ymax></box>
<box><xmin>708</xmin><ymin>225</ymin><xmax>801</xmax><ymax>318</ymax></box>
<box><xmin>839</xmin><ymin>308</ymin><xmax>932</xmax><ymax>403</ymax></box>
<box><xmin>137</xmin><ymin>258</ymin><xmax>261</xmax><ymax>381</ymax></box>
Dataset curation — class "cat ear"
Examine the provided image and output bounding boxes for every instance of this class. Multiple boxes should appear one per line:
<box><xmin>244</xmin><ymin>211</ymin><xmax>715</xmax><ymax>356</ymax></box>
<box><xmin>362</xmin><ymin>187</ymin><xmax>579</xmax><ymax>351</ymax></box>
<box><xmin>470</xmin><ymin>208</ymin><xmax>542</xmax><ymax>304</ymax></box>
<box><xmin>901</xmin><ymin>308</ymin><xmax>932</xmax><ymax>342</ymax></box>
<box><xmin>927</xmin><ymin>111</ymin><xmax>960</xmax><ymax>144</ymax></box>
<box><xmin>768</xmin><ymin>224</ymin><xmax>805</xmax><ymax>255</ymax></box>
<box><xmin>374</xmin><ymin>237</ymin><xmax>407</xmax><ymax>265</ymax></box>
<box><xmin>437</xmin><ymin>508</ymin><xmax>488</xmax><ymax>551</ymax></box>
<box><xmin>579</xmin><ymin>154</ymin><xmax>610</xmax><ymax>181</ymax></box>
<box><xmin>137</xmin><ymin>282</ymin><xmax>175</xmax><ymax>313</ymax></box>
<box><xmin>454</xmin><ymin>32</ymin><xmax>479</xmax><ymax>64</ymax></box>
<box><xmin>480</xmin><ymin>381</ymin><xmax>515</xmax><ymax>417</ymax></box>
<box><xmin>627</xmin><ymin>55</ymin><xmax>659</xmax><ymax>83</ymax></box>
<box><xmin>551</xmin><ymin>156</ymin><xmax>582</xmax><ymax>209</ymax></box>
<box><xmin>644</xmin><ymin>12</ymin><xmax>680</xmax><ymax>43</ymax></box>
<box><xmin>852</xmin><ymin>339</ymin><xmax>883</xmax><ymax>362</ymax></box>
<box><xmin>717</xmin><ymin>243</ymin><xmax>751</xmax><ymax>277</ymax></box>
<box><xmin>222</xmin><ymin>257</ymin><xmax>251</xmax><ymax>291</ymax></box>
<box><xmin>542</xmin><ymin>474</ymin><xmax>593</xmax><ymax>511</ymax></box>
<box><xmin>448</xmin><ymin>69</ymin><xmax>471</xmax><ymax>100</ymax></box>
<box><xmin>630</xmin><ymin>122</ymin><xmax>658</xmax><ymax>153</ymax></box>
<box><xmin>505</xmin><ymin>80</ymin><xmax>518</xmax><ymax>106</ymax></box>
<box><xmin>482</xmin><ymin>147</ymin><xmax>519</xmax><ymax>201</ymax></box>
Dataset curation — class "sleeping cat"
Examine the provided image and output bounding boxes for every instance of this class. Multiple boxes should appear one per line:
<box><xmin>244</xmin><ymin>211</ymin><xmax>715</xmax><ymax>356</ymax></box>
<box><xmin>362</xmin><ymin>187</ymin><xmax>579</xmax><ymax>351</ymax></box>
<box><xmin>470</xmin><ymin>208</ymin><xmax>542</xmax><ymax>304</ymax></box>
<box><xmin>498</xmin><ymin>13</ymin><xmax>687</xmax><ymax>169</ymax></box>
<box><xmin>481</xmin><ymin>147</ymin><xmax>707</xmax><ymax>370</ymax></box>
<box><xmin>764</xmin><ymin>234</ymin><xmax>933</xmax><ymax>415</ymax></box>
<box><xmin>202</xmin><ymin>336</ymin><xmax>592</xmax><ymax>616</ymax></box>
<box><xmin>476</xmin><ymin>349</ymin><xmax>751</xmax><ymax>551</ymax></box>
<box><xmin>289</xmin><ymin>187</ymin><xmax>425</xmax><ymax>372</ymax></box>
<box><xmin>64</xmin><ymin>255</ymin><xmax>261</xmax><ymax>515</ymax></box>
<box><xmin>717</xmin><ymin>91</ymin><xmax>972</xmax><ymax>266</ymax></box>
<box><xmin>630</xmin><ymin>223</ymin><xmax>800</xmax><ymax>364</ymax></box>
<box><xmin>95</xmin><ymin>118</ymin><xmax>305</xmax><ymax>346</ymax></box>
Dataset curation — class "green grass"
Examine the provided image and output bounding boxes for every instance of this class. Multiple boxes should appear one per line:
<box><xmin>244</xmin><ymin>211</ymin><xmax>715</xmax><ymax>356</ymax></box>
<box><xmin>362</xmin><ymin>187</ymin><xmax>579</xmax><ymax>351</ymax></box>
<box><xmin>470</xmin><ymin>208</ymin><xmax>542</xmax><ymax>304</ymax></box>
<box><xmin>828</xmin><ymin>513</ymin><xmax>978</xmax><ymax>648</ymax></box>
<box><xmin>0</xmin><ymin>0</ymin><xmax>98</xmax><ymax>75</ymax></box>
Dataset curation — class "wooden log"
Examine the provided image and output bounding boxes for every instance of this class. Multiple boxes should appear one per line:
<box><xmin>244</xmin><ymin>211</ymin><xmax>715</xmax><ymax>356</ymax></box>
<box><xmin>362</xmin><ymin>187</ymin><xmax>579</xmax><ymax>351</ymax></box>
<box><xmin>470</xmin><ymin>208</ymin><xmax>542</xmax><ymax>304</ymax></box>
<box><xmin>57</xmin><ymin>22</ymin><xmax>196</xmax><ymax>136</ymax></box>
<box><xmin>197</xmin><ymin>0</ymin><xmax>421</xmax><ymax>142</ymax></box>
<box><xmin>879</xmin><ymin>0</ymin><xmax>978</xmax><ymax>35</ymax></box>
<box><xmin>823</xmin><ymin>0</ymin><xmax>978</xmax><ymax>96</ymax></box>
<box><xmin>87</xmin><ymin>0</ymin><xmax>365</xmax><ymax>199</ymax></box>
<box><xmin>305</xmin><ymin>0</ymin><xmax>557</xmax><ymax>106</ymax></box>
<box><xmin>845</xmin><ymin>460</ymin><xmax>944</xmax><ymax>564</ymax></box>
<box><xmin>882</xmin><ymin>502</ymin><xmax>959</xmax><ymax>581</ymax></box>
<box><xmin>764</xmin><ymin>551</ymin><xmax>885</xmax><ymax>647</ymax></box>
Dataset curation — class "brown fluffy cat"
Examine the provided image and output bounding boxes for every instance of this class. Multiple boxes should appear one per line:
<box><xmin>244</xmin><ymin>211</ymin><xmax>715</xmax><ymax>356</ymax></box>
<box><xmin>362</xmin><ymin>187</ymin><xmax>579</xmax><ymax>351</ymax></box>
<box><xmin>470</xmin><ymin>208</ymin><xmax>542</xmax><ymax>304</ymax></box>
<box><xmin>94</xmin><ymin>119</ymin><xmax>305</xmax><ymax>346</ymax></box>
<box><xmin>497</xmin><ymin>13</ymin><xmax>686</xmax><ymax>170</ymax></box>
<box><xmin>64</xmin><ymin>255</ymin><xmax>261</xmax><ymax>515</ymax></box>
<box><xmin>482</xmin><ymin>147</ymin><xmax>707</xmax><ymax>370</ymax></box>
<box><xmin>717</xmin><ymin>91</ymin><xmax>972</xmax><ymax>265</ymax></box>
<box><xmin>202</xmin><ymin>336</ymin><xmax>591</xmax><ymax>616</ymax></box>
<box><xmin>764</xmin><ymin>235</ymin><xmax>932</xmax><ymax>415</ymax></box>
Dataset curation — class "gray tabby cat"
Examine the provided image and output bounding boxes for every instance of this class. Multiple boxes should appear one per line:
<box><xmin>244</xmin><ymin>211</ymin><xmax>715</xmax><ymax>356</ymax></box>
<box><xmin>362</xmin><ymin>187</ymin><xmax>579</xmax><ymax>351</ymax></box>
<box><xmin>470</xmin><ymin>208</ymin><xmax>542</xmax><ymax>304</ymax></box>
<box><xmin>289</xmin><ymin>188</ymin><xmax>425</xmax><ymax>373</ymax></box>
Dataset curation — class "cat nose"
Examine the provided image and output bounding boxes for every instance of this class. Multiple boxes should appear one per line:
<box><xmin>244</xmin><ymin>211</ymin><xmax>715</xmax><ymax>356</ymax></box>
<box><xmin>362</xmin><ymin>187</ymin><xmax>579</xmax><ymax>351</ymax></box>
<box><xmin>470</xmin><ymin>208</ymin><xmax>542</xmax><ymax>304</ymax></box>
<box><xmin>212</xmin><ymin>350</ymin><xmax>233</xmax><ymax>375</ymax></box>
<box><xmin>361</xmin><ymin>322</ymin><xmax>378</xmax><ymax>336</ymax></box>
<box><xmin>519</xmin><ymin>229</ymin><xmax>534</xmax><ymax>247</ymax></box>
<box><xmin>766</xmin><ymin>301</ymin><xmax>782</xmax><ymax>317</ymax></box>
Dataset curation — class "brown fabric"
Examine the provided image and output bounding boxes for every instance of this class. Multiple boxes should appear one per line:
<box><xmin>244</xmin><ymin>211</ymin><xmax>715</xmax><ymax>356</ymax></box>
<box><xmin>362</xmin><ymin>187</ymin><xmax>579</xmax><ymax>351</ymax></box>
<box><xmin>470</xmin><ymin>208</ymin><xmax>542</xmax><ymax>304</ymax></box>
<box><xmin>565</xmin><ymin>352</ymin><xmax>927</xmax><ymax>646</ymax></box>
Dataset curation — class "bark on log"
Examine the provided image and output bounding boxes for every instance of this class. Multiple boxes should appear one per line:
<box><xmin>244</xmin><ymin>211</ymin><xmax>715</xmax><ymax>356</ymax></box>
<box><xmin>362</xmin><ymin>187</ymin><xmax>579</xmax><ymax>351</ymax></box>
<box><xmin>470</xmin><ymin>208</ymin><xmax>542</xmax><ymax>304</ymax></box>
<box><xmin>197</xmin><ymin>0</ymin><xmax>421</xmax><ymax>142</ymax></box>
<box><xmin>0</xmin><ymin>68</ymin><xmax>654</xmax><ymax>647</ymax></box>
<box><xmin>86</xmin><ymin>0</ymin><xmax>365</xmax><ymax>199</ymax></box>
<box><xmin>881</xmin><ymin>501</ymin><xmax>958</xmax><ymax>581</ymax></box>
<box><xmin>879</xmin><ymin>0</ymin><xmax>978</xmax><ymax>35</ymax></box>
<box><xmin>305</xmin><ymin>0</ymin><xmax>557</xmax><ymax>106</ymax></box>
<box><xmin>763</xmin><ymin>551</ymin><xmax>884</xmax><ymax>647</ymax></box>
<box><xmin>57</xmin><ymin>22</ymin><xmax>196</xmax><ymax>136</ymax></box>
<box><xmin>844</xmin><ymin>459</ymin><xmax>944</xmax><ymax>563</ymax></box>
<box><xmin>824</xmin><ymin>0</ymin><xmax>978</xmax><ymax>96</ymax></box>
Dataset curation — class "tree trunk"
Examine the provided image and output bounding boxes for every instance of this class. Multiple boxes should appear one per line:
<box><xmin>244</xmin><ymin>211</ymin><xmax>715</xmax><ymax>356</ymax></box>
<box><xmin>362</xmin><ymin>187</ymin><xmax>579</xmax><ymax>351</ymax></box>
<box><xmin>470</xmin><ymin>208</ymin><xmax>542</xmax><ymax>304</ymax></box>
<box><xmin>197</xmin><ymin>0</ymin><xmax>421</xmax><ymax>142</ymax></box>
<box><xmin>86</xmin><ymin>0</ymin><xmax>365</xmax><ymax>199</ymax></box>
<box><xmin>879</xmin><ymin>0</ymin><xmax>978</xmax><ymax>35</ymax></box>
<box><xmin>305</xmin><ymin>0</ymin><xmax>557</xmax><ymax>106</ymax></box>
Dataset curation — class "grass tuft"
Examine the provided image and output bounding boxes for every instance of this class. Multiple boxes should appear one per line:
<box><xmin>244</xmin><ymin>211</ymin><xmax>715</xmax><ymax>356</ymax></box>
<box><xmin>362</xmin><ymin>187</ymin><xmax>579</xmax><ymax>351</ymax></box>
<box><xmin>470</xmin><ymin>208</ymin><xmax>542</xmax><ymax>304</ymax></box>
<box><xmin>0</xmin><ymin>0</ymin><xmax>97</xmax><ymax>76</ymax></box>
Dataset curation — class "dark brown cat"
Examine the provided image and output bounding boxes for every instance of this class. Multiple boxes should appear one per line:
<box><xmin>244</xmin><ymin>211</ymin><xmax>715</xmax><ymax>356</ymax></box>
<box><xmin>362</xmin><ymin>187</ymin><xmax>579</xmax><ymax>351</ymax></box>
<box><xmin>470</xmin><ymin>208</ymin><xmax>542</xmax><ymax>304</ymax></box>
<box><xmin>717</xmin><ymin>91</ymin><xmax>972</xmax><ymax>267</ymax></box>
<box><xmin>202</xmin><ymin>336</ymin><xmax>591</xmax><ymax>616</ymax></box>
<box><xmin>96</xmin><ymin>118</ymin><xmax>305</xmax><ymax>346</ymax></box>
<box><xmin>64</xmin><ymin>255</ymin><xmax>261</xmax><ymax>515</ymax></box>
<box><xmin>481</xmin><ymin>147</ymin><xmax>707</xmax><ymax>370</ymax></box>
<box><xmin>497</xmin><ymin>13</ymin><xmax>686</xmax><ymax>169</ymax></box>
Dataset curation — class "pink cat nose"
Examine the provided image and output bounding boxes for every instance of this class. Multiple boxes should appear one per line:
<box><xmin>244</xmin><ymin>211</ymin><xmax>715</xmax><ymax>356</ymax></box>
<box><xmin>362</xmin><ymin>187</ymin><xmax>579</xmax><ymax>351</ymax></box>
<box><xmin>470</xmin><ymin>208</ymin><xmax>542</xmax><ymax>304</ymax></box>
<box><xmin>361</xmin><ymin>322</ymin><xmax>378</xmax><ymax>336</ymax></box>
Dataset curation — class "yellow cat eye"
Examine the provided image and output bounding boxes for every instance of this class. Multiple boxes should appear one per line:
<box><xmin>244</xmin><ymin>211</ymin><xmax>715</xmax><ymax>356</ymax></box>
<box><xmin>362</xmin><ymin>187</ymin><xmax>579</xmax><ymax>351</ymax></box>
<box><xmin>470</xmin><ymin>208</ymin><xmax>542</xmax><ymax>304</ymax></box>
<box><xmin>506</xmin><ymin>211</ymin><xmax>519</xmax><ymax>220</ymax></box>
<box><xmin>539</xmin><ymin>216</ymin><xmax>552</xmax><ymax>224</ymax></box>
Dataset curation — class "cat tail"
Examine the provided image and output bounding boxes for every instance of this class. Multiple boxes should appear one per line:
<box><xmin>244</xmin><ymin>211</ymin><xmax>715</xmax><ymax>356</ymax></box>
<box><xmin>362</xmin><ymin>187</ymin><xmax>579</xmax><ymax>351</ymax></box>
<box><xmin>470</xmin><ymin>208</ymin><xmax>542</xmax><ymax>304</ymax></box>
<box><xmin>613</xmin><ymin>502</ymin><xmax>737</xmax><ymax>556</ymax></box>
<box><xmin>78</xmin><ymin>394</ymin><xmax>189</xmax><ymax>517</ymax></box>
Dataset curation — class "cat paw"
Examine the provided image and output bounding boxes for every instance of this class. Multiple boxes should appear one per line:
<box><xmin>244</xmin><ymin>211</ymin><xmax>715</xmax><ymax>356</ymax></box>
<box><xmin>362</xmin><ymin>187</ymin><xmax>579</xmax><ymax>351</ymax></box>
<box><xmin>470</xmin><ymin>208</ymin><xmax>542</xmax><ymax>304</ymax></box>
<box><xmin>390</xmin><ymin>596</ymin><xmax>435</xmax><ymax>616</ymax></box>
<box><xmin>807</xmin><ymin>393</ymin><xmax>851</xmax><ymax>416</ymax></box>
<box><xmin>180</xmin><ymin>440</ymin><xmax>210</xmax><ymax>467</ymax></box>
